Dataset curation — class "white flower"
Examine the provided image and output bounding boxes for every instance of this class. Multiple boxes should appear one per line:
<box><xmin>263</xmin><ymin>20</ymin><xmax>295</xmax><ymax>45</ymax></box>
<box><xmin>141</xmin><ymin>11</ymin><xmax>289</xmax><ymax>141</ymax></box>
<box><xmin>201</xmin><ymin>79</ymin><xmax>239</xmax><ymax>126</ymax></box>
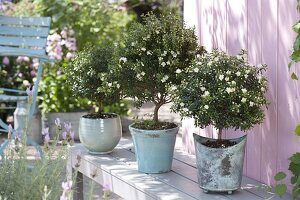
<box><xmin>159</xmin><ymin>57</ymin><xmax>163</xmax><ymax>61</ymax></box>
<box><xmin>219</xmin><ymin>75</ymin><xmax>224</xmax><ymax>81</ymax></box>
<box><xmin>141</xmin><ymin>62</ymin><xmax>144</xmax><ymax>66</ymax></box>
<box><xmin>226</xmin><ymin>71</ymin><xmax>231</xmax><ymax>75</ymax></box>
<box><xmin>241</xmin><ymin>88</ymin><xmax>247</xmax><ymax>93</ymax></box>
<box><xmin>164</xmin><ymin>51</ymin><xmax>167</xmax><ymax>55</ymax></box>
<box><xmin>214</xmin><ymin>57</ymin><xmax>219</xmax><ymax>62</ymax></box>
<box><xmin>241</xmin><ymin>97</ymin><xmax>247</xmax><ymax>103</ymax></box>
<box><xmin>156</xmin><ymin>30</ymin><xmax>160</xmax><ymax>34</ymax></box>
<box><xmin>225</xmin><ymin>77</ymin><xmax>230</xmax><ymax>81</ymax></box>
<box><xmin>180</xmin><ymin>103</ymin><xmax>185</xmax><ymax>107</ymax></box>
<box><xmin>116</xmin><ymin>84</ymin><xmax>120</xmax><ymax>89</ymax></box>
<box><xmin>182</xmin><ymin>108</ymin><xmax>189</xmax><ymax>112</ymax></box>
<box><xmin>194</xmin><ymin>68</ymin><xmax>199</xmax><ymax>73</ymax></box>
<box><xmin>166</xmin><ymin>61</ymin><xmax>171</xmax><ymax>65</ymax></box>
<box><xmin>196</xmin><ymin>54</ymin><xmax>201</xmax><ymax>58</ymax></box>
<box><xmin>161</xmin><ymin>62</ymin><xmax>166</xmax><ymax>67</ymax></box>
<box><xmin>141</xmin><ymin>47</ymin><xmax>146</xmax><ymax>51</ymax></box>
<box><xmin>141</xmin><ymin>71</ymin><xmax>146</xmax><ymax>76</ymax></box>
<box><xmin>226</xmin><ymin>87</ymin><xmax>232</xmax><ymax>93</ymax></box>
<box><xmin>231</xmin><ymin>81</ymin><xmax>236</xmax><ymax>85</ymax></box>
<box><xmin>249</xmin><ymin>101</ymin><xmax>254</xmax><ymax>107</ymax></box>
<box><xmin>119</xmin><ymin>57</ymin><xmax>127</xmax><ymax>63</ymax></box>
<box><xmin>208</xmin><ymin>61</ymin><xmax>212</xmax><ymax>66</ymax></box>
<box><xmin>161</xmin><ymin>75</ymin><xmax>169</xmax><ymax>83</ymax></box>
<box><xmin>231</xmin><ymin>87</ymin><xmax>236</xmax><ymax>92</ymax></box>
<box><xmin>202</xmin><ymin>91</ymin><xmax>210</xmax><ymax>97</ymax></box>
<box><xmin>244</xmin><ymin>74</ymin><xmax>249</xmax><ymax>79</ymax></box>
<box><xmin>245</xmin><ymin>69</ymin><xmax>250</xmax><ymax>74</ymax></box>
<box><xmin>236</xmin><ymin>71</ymin><xmax>241</xmax><ymax>76</ymax></box>
<box><xmin>171</xmin><ymin>86</ymin><xmax>177</xmax><ymax>91</ymax></box>
<box><xmin>200</xmin><ymin>87</ymin><xmax>206</xmax><ymax>91</ymax></box>
<box><xmin>131</xmin><ymin>42</ymin><xmax>135</xmax><ymax>46</ymax></box>
<box><xmin>172</xmin><ymin>53</ymin><xmax>177</xmax><ymax>58</ymax></box>
<box><xmin>136</xmin><ymin>74</ymin><xmax>142</xmax><ymax>80</ymax></box>
<box><xmin>147</xmin><ymin>51</ymin><xmax>152</xmax><ymax>55</ymax></box>
<box><xmin>147</xmin><ymin>35</ymin><xmax>150</xmax><ymax>39</ymax></box>
<box><xmin>176</xmin><ymin>69</ymin><xmax>182</xmax><ymax>74</ymax></box>
<box><xmin>261</xmin><ymin>87</ymin><xmax>265</xmax><ymax>92</ymax></box>
<box><xmin>204</xmin><ymin>105</ymin><xmax>209</xmax><ymax>109</ymax></box>
<box><xmin>108</xmin><ymin>82</ymin><xmax>112</xmax><ymax>87</ymax></box>
<box><xmin>171</xmin><ymin>51</ymin><xmax>175</xmax><ymax>55</ymax></box>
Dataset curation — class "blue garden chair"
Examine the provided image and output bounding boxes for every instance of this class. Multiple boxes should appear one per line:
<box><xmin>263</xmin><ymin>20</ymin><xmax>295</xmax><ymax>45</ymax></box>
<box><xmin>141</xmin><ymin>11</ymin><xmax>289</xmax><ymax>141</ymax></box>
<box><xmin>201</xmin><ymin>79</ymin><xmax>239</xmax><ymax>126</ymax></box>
<box><xmin>0</xmin><ymin>16</ymin><xmax>51</xmax><ymax>154</ymax></box>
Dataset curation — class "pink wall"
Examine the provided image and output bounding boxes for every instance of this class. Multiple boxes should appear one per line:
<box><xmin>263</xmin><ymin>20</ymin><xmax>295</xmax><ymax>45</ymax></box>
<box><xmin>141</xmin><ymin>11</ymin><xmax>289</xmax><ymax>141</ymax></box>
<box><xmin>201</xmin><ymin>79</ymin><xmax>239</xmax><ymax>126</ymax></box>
<box><xmin>183</xmin><ymin>0</ymin><xmax>300</xmax><ymax>187</ymax></box>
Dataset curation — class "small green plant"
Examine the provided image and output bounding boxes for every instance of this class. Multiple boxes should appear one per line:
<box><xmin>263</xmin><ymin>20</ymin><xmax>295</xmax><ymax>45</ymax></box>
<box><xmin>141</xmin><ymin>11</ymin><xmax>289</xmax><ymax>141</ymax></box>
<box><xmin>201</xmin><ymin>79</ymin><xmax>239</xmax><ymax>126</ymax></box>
<box><xmin>65</xmin><ymin>43</ymin><xmax>121</xmax><ymax>114</ymax></box>
<box><xmin>112</xmin><ymin>10</ymin><xmax>199</xmax><ymax>127</ymax></box>
<box><xmin>172</xmin><ymin>49</ymin><xmax>269</xmax><ymax>139</ymax></box>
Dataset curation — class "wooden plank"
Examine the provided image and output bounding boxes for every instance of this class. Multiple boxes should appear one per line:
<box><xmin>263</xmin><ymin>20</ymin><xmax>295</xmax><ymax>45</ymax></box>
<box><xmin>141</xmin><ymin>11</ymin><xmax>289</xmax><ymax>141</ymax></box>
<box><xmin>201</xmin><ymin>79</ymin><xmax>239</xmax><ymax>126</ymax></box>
<box><xmin>245</xmin><ymin>0</ymin><xmax>262</xmax><ymax>182</ymax></box>
<box><xmin>71</xmin><ymin>145</ymin><xmax>197</xmax><ymax>200</ymax></box>
<box><xmin>0</xmin><ymin>16</ymin><xmax>51</xmax><ymax>27</ymax></box>
<box><xmin>0</xmin><ymin>26</ymin><xmax>49</xmax><ymax>37</ymax></box>
<box><xmin>260</xmin><ymin>0</ymin><xmax>278</xmax><ymax>186</ymax></box>
<box><xmin>0</xmin><ymin>46</ymin><xmax>47</xmax><ymax>57</ymax></box>
<box><xmin>0</xmin><ymin>36</ymin><xmax>47</xmax><ymax>47</ymax></box>
<box><xmin>213</xmin><ymin>0</ymin><xmax>227</xmax><ymax>51</ymax></box>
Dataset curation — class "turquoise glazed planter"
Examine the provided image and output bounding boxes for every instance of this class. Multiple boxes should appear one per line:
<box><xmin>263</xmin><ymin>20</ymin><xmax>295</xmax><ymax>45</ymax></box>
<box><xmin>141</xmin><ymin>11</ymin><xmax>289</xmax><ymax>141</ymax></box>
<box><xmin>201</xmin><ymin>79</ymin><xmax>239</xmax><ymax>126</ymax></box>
<box><xmin>129</xmin><ymin>124</ymin><xmax>178</xmax><ymax>173</ymax></box>
<box><xmin>193</xmin><ymin>134</ymin><xmax>247</xmax><ymax>194</ymax></box>
<box><xmin>79</xmin><ymin>114</ymin><xmax>122</xmax><ymax>154</ymax></box>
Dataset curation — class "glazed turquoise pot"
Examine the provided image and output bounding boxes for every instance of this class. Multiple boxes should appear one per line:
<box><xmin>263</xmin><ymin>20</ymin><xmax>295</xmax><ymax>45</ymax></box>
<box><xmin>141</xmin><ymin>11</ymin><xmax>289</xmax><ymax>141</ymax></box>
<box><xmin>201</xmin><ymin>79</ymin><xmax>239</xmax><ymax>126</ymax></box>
<box><xmin>79</xmin><ymin>113</ymin><xmax>122</xmax><ymax>154</ymax></box>
<box><xmin>129</xmin><ymin>124</ymin><xmax>178</xmax><ymax>173</ymax></box>
<box><xmin>193</xmin><ymin>134</ymin><xmax>247</xmax><ymax>194</ymax></box>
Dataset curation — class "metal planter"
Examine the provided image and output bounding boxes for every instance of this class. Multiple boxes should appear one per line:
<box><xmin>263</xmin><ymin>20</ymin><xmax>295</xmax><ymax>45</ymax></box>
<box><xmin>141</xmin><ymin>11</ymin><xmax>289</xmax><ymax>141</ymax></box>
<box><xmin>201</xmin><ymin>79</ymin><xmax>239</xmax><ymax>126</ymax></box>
<box><xmin>79</xmin><ymin>114</ymin><xmax>122</xmax><ymax>154</ymax></box>
<box><xmin>129</xmin><ymin>125</ymin><xmax>178</xmax><ymax>173</ymax></box>
<box><xmin>193</xmin><ymin>133</ymin><xmax>247</xmax><ymax>194</ymax></box>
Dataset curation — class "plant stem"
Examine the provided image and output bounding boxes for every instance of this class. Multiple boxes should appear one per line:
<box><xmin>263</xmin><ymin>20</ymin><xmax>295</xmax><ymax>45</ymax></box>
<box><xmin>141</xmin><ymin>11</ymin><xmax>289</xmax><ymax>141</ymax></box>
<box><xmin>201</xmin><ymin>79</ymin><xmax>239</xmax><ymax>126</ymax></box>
<box><xmin>218</xmin><ymin>128</ymin><xmax>222</xmax><ymax>140</ymax></box>
<box><xmin>153</xmin><ymin>103</ymin><xmax>162</xmax><ymax>123</ymax></box>
<box><xmin>98</xmin><ymin>101</ymin><xmax>103</xmax><ymax>113</ymax></box>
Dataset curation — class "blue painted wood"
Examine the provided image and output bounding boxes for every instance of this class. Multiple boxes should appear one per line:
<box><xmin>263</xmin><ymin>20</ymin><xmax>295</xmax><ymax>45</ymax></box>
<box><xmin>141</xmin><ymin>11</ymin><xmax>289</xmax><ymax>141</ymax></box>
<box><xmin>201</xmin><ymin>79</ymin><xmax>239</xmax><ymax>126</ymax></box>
<box><xmin>0</xmin><ymin>26</ymin><xmax>49</xmax><ymax>37</ymax></box>
<box><xmin>0</xmin><ymin>36</ymin><xmax>47</xmax><ymax>47</ymax></box>
<box><xmin>0</xmin><ymin>16</ymin><xmax>51</xmax><ymax>26</ymax></box>
<box><xmin>0</xmin><ymin>46</ymin><xmax>47</xmax><ymax>58</ymax></box>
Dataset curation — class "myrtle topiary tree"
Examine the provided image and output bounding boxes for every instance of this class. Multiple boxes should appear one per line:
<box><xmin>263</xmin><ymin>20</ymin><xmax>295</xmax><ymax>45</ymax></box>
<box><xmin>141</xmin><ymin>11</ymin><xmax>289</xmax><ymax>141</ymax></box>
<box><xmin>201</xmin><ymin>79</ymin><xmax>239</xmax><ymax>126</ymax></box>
<box><xmin>172</xmin><ymin>49</ymin><xmax>269</xmax><ymax>139</ymax></box>
<box><xmin>112</xmin><ymin>11</ymin><xmax>199</xmax><ymax>126</ymax></box>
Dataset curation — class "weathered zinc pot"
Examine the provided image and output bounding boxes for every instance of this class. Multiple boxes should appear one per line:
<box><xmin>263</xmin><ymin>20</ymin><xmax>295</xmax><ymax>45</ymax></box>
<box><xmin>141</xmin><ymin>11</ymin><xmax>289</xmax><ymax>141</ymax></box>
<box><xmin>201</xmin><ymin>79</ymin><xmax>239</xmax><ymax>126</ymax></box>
<box><xmin>129</xmin><ymin>124</ymin><xmax>178</xmax><ymax>173</ymax></box>
<box><xmin>193</xmin><ymin>133</ymin><xmax>247</xmax><ymax>194</ymax></box>
<box><xmin>79</xmin><ymin>114</ymin><xmax>122</xmax><ymax>154</ymax></box>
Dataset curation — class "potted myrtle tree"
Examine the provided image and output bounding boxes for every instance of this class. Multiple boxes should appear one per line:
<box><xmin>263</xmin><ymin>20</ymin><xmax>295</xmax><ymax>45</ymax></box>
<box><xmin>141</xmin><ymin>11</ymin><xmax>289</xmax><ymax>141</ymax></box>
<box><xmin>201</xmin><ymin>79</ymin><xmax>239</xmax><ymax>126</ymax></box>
<box><xmin>64</xmin><ymin>43</ymin><xmax>122</xmax><ymax>154</ymax></box>
<box><xmin>172</xmin><ymin>49</ymin><xmax>269</xmax><ymax>193</ymax></box>
<box><xmin>112</xmin><ymin>11</ymin><xmax>198</xmax><ymax>173</ymax></box>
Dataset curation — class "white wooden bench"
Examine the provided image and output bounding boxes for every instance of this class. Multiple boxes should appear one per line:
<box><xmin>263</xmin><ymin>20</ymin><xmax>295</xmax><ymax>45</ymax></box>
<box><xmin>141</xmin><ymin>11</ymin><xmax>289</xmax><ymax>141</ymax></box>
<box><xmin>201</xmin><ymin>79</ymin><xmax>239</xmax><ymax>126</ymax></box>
<box><xmin>68</xmin><ymin>137</ymin><xmax>293</xmax><ymax>200</ymax></box>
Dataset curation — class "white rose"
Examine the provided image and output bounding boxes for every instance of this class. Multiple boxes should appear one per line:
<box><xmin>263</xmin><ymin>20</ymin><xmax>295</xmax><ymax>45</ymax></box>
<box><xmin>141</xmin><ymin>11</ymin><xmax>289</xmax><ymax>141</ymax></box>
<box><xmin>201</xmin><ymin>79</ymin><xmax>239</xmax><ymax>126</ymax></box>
<box><xmin>261</xmin><ymin>87</ymin><xmax>265</xmax><ymax>92</ymax></box>
<box><xmin>147</xmin><ymin>51</ymin><xmax>152</xmax><ymax>55</ymax></box>
<box><xmin>236</xmin><ymin>71</ymin><xmax>241</xmax><ymax>76</ymax></box>
<box><xmin>161</xmin><ymin>62</ymin><xmax>166</xmax><ymax>67</ymax></box>
<box><xmin>141</xmin><ymin>71</ymin><xmax>146</xmax><ymax>76</ymax></box>
<box><xmin>141</xmin><ymin>47</ymin><xmax>146</xmax><ymax>51</ymax></box>
<box><xmin>231</xmin><ymin>87</ymin><xmax>236</xmax><ymax>92</ymax></box>
<box><xmin>241</xmin><ymin>97</ymin><xmax>247</xmax><ymax>103</ymax></box>
<box><xmin>246</xmin><ymin>69</ymin><xmax>250</xmax><ymax>74</ymax></box>
<box><xmin>194</xmin><ymin>68</ymin><xmax>199</xmax><ymax>73</ymax></box>
<box><xmin>231</xmin><ymin>81</ymin><xmax>236</xmax><ymax>85</ymax></box>
<box><xmin>180</xmin><ymin>103</ymin><xmax>185</xmax><ymax>107</ymax></box>
<box><xmin>183</xmin><ymin>108</ymin><xmax>189</xmax><ymax>112</ymax></box>
<box><xmin>200</xmin><ymin>87</ymin><xmax>206</xmax><ymax>91</ymax></box>
<box><xmin>116</xmin><ymin>84</ymin><xmax>120</xmax><ymax>89</ymax></box>
<box><xmin>241</xmin><ymin>88</ymin><xmax>247</xmax><ymax>93</ymax></box>
<box><xmin>202</xmin><ymin>91</ymin><xmax>210</xmax><ymax>97</ymax></box>
<box><xmin>156</xmin><ymin>30</ymin><xmax>159</xmax><ymax>34</ymax></box>
<box><xmin>226</xmin><ymin>88</ymin><xmax>232</xmax><ymax>93</ymax></box>
<box><xmin>176</xmin><ymin>69</ymin><xmax>182</xmax><ymax>74</ymax></box>
<box><xmin>108</xmin><ymin>82</ymin><xmax>112</xmax><ymax>87</ymax></box>
<box><xmin>204</xmin><ymin>105</ymin><xmax>209</xmax><ymax>109</ymax></box>
<box><xmin>219</xmin><ymin>75</ymin><xmax>224</xmax><ymax>81</ymax></box>
<box><xmin>226</xmin><ymin>71</ymin><xmax>231</xmax><ymax>75</ymax></box>
<box><xmin>225</xmin><ymin>77</ymin><xmax>230</xmax><ymax>81</ymax></box>
<box><xmin>244</xmin><ymin>74</ymin><xmax>248</xmax><ymax>79</ymax></box>
<box><xmin>166</xmin><ymin>61</ymin><xmax>170</xmax><ymax>65</ymax></box>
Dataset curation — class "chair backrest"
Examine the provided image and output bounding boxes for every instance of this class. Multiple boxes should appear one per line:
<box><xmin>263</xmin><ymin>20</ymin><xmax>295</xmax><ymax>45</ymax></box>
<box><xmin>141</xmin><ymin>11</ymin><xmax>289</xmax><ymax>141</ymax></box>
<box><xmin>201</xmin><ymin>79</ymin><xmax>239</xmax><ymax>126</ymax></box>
<box><xmin>0</xmin><ymin>16</ymin><xmax>51</xmax><ymax>58</ymax></box>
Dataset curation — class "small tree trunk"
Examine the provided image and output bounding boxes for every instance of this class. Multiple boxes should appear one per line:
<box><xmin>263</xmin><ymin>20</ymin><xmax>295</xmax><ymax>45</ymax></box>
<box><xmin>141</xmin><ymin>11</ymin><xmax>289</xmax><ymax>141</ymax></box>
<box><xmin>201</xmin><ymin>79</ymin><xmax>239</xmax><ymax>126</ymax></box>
<box><xmin>153</xmin><ymin>103</ymin><xmax>161</xmax><ymax>123</ymax></box>
<box><xmin>98</xmin><ymin>101</ymin><xmax>103</xmax><ymax>113</ymax></box>
<box><xmin>217</xmin><ymin>128</ymin><xmax>222</xmax><ymax>140</ymax></box>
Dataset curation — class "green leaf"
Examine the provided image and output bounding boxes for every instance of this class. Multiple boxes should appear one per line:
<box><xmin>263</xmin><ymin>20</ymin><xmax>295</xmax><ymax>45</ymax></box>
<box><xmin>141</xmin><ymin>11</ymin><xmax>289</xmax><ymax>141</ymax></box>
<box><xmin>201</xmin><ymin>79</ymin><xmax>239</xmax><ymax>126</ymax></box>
<box><xmin>291</xmin><ymin>72</ymin><xmax>298</xmax><ymax>80</ymax></box>
<box><xmin>289</xmin><ymin>162</ymin><xmax>300</xmax><ymax>175</ymax></box>
<box><xmin>292</xmin><ymin>187</ymin><xmax>300</xmax><ymax>199</ymax></box>
<box><xmin>293</xmin><ymin>22</ymin><xmax>300</xmax><ymax>32</ymax></box>
<box><xmin>292</xmin><ymin>176</ymin><xmax>298</xmax><ymax>184</ymax></box>
<box><xmin>290</xmin><ymin>153</ymin><xmax>300</xmax><ymax>164</ymax></box>
<box><xmin>275</xmin><ymin>184</ymin><xmax>287</xmax><ymax>197</ymax></box>
<box><xmin>274</xmin><ymin>172</ymin><xmax>287</xmax><ymax>181</ymax></box>
<box><xmin>295</xmin><ymin>125</ymin><xmax>300</xmax><ymax>136</ymax></box>
<box><xmin>289</xmin><ymin>61</ymin><xmax>295</xmax><ymax>69</ymax></box>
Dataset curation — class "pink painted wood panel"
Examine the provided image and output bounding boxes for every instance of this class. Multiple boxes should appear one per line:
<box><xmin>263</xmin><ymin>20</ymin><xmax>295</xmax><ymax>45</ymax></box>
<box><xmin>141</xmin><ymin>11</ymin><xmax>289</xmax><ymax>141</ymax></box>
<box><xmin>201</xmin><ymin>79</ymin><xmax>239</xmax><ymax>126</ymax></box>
<box><xmin>183</xmin><ymin>0</ymin><xmax>300</xmax><ymax>188</ymax></box>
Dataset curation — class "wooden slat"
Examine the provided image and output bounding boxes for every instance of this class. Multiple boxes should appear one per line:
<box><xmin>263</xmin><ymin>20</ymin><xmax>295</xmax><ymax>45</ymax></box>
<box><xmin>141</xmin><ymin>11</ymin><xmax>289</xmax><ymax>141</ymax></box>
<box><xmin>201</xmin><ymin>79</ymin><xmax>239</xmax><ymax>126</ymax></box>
<box><xmin>0</xmin><ymin>26</ymin><xmax>49</xmax><ymax>37</ymax></box>
<box><xmin>0</xmin><ymin>46</ymin><xmax>47</xmax><ymax>58</ymax></box>
<box><xmin>0</xmin><ymin>36</ymin><xmax>47</xmax><ymax>47</ymax></box>
<box><xmin>0</xmin><ymin>16</ymin><xmax>51</xmax><ymax>27</ymax></box>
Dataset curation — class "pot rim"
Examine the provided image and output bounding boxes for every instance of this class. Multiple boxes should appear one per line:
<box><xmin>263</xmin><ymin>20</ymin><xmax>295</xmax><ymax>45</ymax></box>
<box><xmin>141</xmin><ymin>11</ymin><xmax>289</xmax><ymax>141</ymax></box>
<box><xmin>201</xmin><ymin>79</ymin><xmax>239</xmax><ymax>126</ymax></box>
<box><xmin>193</xmin><ymin>133</ymin><xmax>247</xmax><ymax>150</ymax></box>
<box><xmin>129</xmin><ymin>123</ymin><xmax>179</xmax><ymax>134</ymax></box>
<box><xmin>81</xmin><ymin>112</ymin><xmax>120</xmax><ymax>120</ymax></box>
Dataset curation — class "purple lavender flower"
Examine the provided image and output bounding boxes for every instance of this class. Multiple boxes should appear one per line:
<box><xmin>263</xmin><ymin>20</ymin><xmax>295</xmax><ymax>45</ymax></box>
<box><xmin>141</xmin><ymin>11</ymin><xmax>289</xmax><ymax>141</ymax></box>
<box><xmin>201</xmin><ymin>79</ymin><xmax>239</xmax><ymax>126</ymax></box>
<box><xmin>55</xmin><ymin>118</ymin><xmax>61</xmax><ymax>127</ymax></box>
<box><xmin>26</xmin><ymin>84</ymin><xmax>35</xmax><ymax>96</ymax></box>
<box><xmin>42</xmin><ymin>127</ymin><xmax>50</xmax><ymax>144</ymax></box>
<box><xmin>64</xmin><ymin>122</ymin><xmax>72</xmax><ymax>131</ymax></box>
<box><xmin>14</xmin><ymin>130</ymin><xmax>22</xmax><ymax>141</ymax></box>
<box><xmin>62</xmin><ymin>131</ymin><xmax>67</xmax><ymax>140</ymax></box>
<box><xmin>59</xmin><ymin>194</ymin><xmax>68</xmax><ymax>200</ymax></box>
<box><xmin>2</xmin><ymin>56</ymin><xmax>9</xmax><ymax>65</ymax></box>
<box><xmin>30</xmin><ymin>70</ymin><xmax>36</xmax><ymax>77</ymax></box>
<box><xmin>70</xmin><ymin>131</ymin><xmax>75</xmax><ymax>140</ymax></box>
<box><xmin>62</xmin><ymin>181</ymin><xmax>72</xmax><ymax>191</ymax></box>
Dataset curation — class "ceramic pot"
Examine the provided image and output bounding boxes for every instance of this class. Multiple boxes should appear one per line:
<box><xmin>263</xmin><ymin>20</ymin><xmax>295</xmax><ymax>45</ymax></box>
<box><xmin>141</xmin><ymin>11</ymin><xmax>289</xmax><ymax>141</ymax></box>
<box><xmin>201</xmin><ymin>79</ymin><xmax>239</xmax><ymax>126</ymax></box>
<box><xmin>193</xmin><ymin>133</ymin><xmax>247</xmax><ymax>194</ymax></box>
<box><xmin>79</xmin><ymin>113</ymin><xmax>122</xmax><ymax>154</ymax></box>
<box><xmin>129</xmin><ymin>124</ymin><xmax>178</xmax><ymax>173</ymax></box>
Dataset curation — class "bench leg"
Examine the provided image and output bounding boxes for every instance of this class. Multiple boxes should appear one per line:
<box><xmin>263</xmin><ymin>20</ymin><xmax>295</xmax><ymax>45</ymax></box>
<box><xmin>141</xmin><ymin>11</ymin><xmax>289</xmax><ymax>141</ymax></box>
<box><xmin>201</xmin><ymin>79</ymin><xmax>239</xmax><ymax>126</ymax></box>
<box><xmin>73</xmin><ymin>171</ymin><xmax>83</xmax><ymax>200</ymax></box>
